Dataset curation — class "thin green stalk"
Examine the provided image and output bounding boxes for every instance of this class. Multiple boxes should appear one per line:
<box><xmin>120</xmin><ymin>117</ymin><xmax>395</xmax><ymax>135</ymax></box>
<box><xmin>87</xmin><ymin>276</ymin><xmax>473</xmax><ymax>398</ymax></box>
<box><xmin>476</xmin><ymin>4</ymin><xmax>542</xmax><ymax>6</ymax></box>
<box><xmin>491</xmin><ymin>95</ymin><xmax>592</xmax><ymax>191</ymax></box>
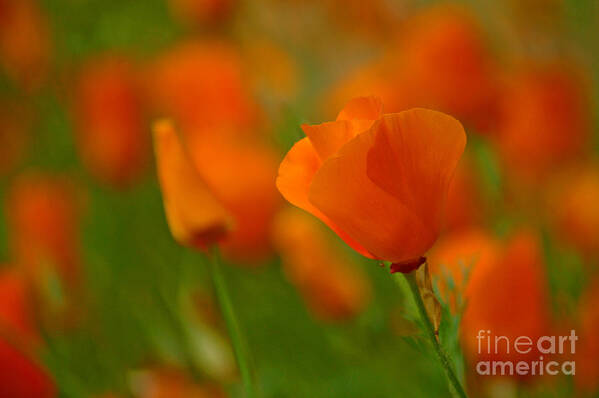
<box><xmin>401</xmin><ymin>271</ymin><xmax>468</xmax><ymax>398</ymax></box>
<box><xmin>208</xmin><ymin>248</ymin><xmax>255</xmax><ymax>398</ymax></box>
<box><xmin>155</xmin><ymin>286</ymin><xmax>203</xmax><ymax>381</ymax></box>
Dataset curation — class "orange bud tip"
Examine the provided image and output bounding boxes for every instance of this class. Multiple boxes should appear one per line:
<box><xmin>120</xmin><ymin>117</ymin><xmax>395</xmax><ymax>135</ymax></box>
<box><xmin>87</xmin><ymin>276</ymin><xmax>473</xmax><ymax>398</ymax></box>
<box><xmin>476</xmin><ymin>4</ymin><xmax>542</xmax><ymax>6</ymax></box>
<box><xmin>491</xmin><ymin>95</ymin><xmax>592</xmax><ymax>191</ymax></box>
<box><xmin>189</xmin><ymin>224</ymin><xmax>230</xmax><ymax>251</ymax></box>
<box><xmin>390</xmin><ymin>256</ymin><xmax>426</xmax><ymax>274</ymax></box>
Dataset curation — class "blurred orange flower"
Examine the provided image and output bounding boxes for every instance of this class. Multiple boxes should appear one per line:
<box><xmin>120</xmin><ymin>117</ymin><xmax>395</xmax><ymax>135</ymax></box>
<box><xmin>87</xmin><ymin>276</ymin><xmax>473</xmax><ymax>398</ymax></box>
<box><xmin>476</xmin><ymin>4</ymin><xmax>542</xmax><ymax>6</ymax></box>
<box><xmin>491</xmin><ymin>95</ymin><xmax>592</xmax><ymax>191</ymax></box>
<box><xmin>74</xmin><ymin>56</ymin><xmax>149</xmax><ymax>188</ymax></box>
<box><xmin>5</xmin><ymin>173</ymin><xmax>81</xmax><ymax>290</ymax></box>
<box><xmin>272</xmin><ymin>207</ymin><xmax>370</xmax><ymax>321</ymax></box>
<box><xmin>153</xmin><ymin>120</ymin><xmax>232</xmax><ymax>250</ymax></box>
<box><xmin>0</xmin><ymin>269</ymin><xmax>56</xmax><ymax>398</ymax></box>
<box><xmin>150</xmin><ymin>41</ymin><xmax>280</xmax><ymax>259</ymax></box>
<box><xmin>0</xmin><ymin>0</ymin><xmax>51</xmax><ymax>90</ymax></box>
<box><xmin>396</xmin><ymin>5</ymin><xmax>500</xmax><ymax>131</ymax></box>
<box><xmin>277</xmin><ymin>96</ymin><xmax>466</xmax><ymax>271</ymax></box>
<box><xmin>5</xmin><ymin>174</ymin><xmax>83</xmax><ymax>329</ymax></box>
<box><xmin>430</xmin><ymin>230</ymin><xmax>550</xmax><ymax>374</ymax></box>
<box><xmin>546</xmin><ymin>165</ymin><xmax>599</xmax><ymax>256</ymax></box>
<box><xmin>497</xmin><ymin>62</ymin><xmax>590</xmax><ymax>179</ymax></box>
<box><xmin>187</xmin><ymin>133</ymin><xmax>282</xmax><ymax>261</ymax></box>
<box><xmin>148</xmin><ymin>41</ymin><xmax>258</xmax><ymax>136</ymax></box>
<box><xmin>429</xmin><ymin>228</ymin><xmax>498</xmax><ymax>311</ymax></box>
<box><xmin>0</xmin><ymin>268</ymin><xmax>37</xmax><ymax>342</ymax></box>
<box><xmin>326</xmin><ymin>5</ymin><xmax>499</xmax><ymax>132</ymax></box>
<box><xmin>153</xmin><ymin>120</ymin><xmax>281</xmax><ymax>261</ymax></box>
<box><xmin>0</xmin><ymin>341</ymin><xmax>56</xmax><ymax>398</ymax></box>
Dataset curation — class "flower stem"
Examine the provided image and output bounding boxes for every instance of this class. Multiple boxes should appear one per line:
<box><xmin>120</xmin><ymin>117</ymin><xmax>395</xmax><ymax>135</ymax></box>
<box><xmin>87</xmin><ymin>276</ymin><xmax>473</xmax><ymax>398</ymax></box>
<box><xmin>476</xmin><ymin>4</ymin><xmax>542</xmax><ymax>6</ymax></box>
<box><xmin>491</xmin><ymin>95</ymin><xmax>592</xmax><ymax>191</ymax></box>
<box><xmin>402</xmin><ymin>271</ymin><xmax>468</xmax><ymax>398</ymax></box>
<box><xmin>156</xmin><ymin>286</ymin><xmax>203</xmax><ymax>381</ymax></box>
<box><xmin>208</xmin><ymin>248</ymin><xmax>255</xmax><ymax>398</ymax></box>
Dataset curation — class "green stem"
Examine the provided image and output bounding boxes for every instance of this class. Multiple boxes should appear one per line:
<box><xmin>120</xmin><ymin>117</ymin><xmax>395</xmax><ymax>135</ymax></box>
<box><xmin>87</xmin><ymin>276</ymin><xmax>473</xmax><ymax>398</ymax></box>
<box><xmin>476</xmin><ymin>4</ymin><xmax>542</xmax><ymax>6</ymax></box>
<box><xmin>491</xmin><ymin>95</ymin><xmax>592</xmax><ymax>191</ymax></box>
<box><xmin>208</xmin><ymin>248</ymin><xmax>255</xmax><ymax>398</ymax></box>
<box><xmin>402</xmin><ymin>271</ymin><xmax>468</xmax><ymax>398</ymax></box>
<box><xmin>155</xmin><ymin>286</ymin><xmax>203</xmax><ymax>381</ymax></box>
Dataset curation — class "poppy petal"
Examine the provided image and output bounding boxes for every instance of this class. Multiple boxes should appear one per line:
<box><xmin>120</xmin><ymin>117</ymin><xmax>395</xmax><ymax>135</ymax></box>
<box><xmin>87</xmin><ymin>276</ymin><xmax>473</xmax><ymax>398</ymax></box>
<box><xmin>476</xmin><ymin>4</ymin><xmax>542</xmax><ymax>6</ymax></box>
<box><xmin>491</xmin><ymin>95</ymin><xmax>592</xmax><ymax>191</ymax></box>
<box><xmin>276</xmin><ymin>137</ymin><xmax>321</xmax><ymax>214</ymax></box>
<box><xmin>302</xmin><ymin>120</ymin><xmax>376</xmax><ymax>161</ymax></box>
<box><xmin>309</xmin><ymin>127</ymin><xmax>435</xmax><ymax>262</ymax></box>
<box><xmin>187</xmin><ymin>133</ymin><xmax>282</xmax><ymax>261</ymax></box>
<box><xmin>301</xmin><ymin>97</ymin><xmax>382</xmax><ymax>162</ymax></box>
<box><xmin>366</xmin><ymin>109</ymin><xmax>466</xmax><ymax>235</ymax></box>
<box><xmin>153</xmin><ymin>120</ymin><xmax>231</xmax><ymax>249</ymax></box>
<box><xmin>276</xmin><ymin>137</ymin><xmax>374</xmax><ymax>258</ymax></box>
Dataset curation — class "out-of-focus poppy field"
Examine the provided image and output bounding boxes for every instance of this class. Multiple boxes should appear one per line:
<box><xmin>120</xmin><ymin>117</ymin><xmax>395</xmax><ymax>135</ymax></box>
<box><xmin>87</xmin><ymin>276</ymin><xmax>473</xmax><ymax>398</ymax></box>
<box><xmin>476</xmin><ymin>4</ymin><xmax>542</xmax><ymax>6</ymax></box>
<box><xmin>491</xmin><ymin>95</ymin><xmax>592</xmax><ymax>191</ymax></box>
<box><xmin>1</xmin><ymin>0</ymin><xmax>599</xmax><ymax>397</ymax></box>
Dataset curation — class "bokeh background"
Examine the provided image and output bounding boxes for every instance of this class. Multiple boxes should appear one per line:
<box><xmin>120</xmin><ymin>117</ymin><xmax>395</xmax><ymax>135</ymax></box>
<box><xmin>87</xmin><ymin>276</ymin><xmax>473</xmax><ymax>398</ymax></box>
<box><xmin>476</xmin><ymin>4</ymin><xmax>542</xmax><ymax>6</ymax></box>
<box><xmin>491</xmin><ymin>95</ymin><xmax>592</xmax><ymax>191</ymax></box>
<box><xmin>0</xmin><ymin>0</ymin><xmax>599</xmax><ymax>397</ymax></box>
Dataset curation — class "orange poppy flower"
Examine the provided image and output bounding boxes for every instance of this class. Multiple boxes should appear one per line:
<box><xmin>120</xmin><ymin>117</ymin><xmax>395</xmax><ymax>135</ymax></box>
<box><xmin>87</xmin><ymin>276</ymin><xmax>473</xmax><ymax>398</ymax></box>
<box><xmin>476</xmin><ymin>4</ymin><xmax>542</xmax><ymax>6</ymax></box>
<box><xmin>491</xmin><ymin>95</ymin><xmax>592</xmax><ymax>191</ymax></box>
<box><xmin>546</xmin><ymin>165</ymin><xmax>599</xmax><ymax>256</ymax></box>
<box><xmin>5</xmin><ymin>173</ymin><xmax>81</xmax><ymax>289</ymax></box>
<box><xmin>74</xmin><ymin>56</ymin><xmax>149</xmax><ymax>188</ymax></box>
<box><xmin>459</xmin><ymin>230</ymin><xmax>550</xmax><ymax>373</ymax></box>
<box><xmin>154</xmin><ymin>120</ymin><xmax>281</xmax><ymax>261</ymax></box>
<box><xmin>0</xmin><ymin>0</ymin><xmax>51</xmax><ymax>90</ymax></box>
<box><xmin>0</xmin><ymin>269</ymin><xmax>56</xmax><ymax>398</ymax></box>
<box><xmin>153</xmin><ymin>120</ymin><xmax>232</xmax><ymax>250</ymax></box>
<box><xmin>326</xmin><ymin>5</ymin><xmax>499</xmax><ymax>132</ymax></box>
<box><xmin>0</xmin><ymin>269</ymin><xmax>37</xmax><ymax>342</ymax></box>
<box><xmin>5</xmin><ymin>174</ymin><xmax>83</xmax><ymax>329</ymax></box>
<box><xmin>432</xmin><ymin>229</ymin><xmax>552</xmax><ymax>384</ymax></box>
<box><xmin>277</xmin><ymin>96</ymin><xmax>466</xmax><ymax>271</ymax></box>
<box><xmin>0</xmin><ymin>341</ymin><xmax>56</xmax><ymax>398</ymax></box>
<box><xmin>187</xmin><ymin>133</ymin><xmax>282</xmax><ymax>261</ymax></box>
<box><xmin>497</xmin><ymin>62</ymin><xmax>590</xmax><ymax>179</ymax></box>
<box><xmin>428</xmin><ymin>228</ymin><xmax>498</xmax><ymax>311</ymax></box>
<box><xmin>148</xmin><ymin>41</ymin><xmax>258</xmax><ymax>136</ymax></box>
<box><xmin>396</xmin><ymin>5</ymin><xmax>500</xmax><ymax>132</ymax></box>
<box><xmin>272</xmin><ymin>207</ymin><xmax>370</xmax><ymax>320</ymax></box>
